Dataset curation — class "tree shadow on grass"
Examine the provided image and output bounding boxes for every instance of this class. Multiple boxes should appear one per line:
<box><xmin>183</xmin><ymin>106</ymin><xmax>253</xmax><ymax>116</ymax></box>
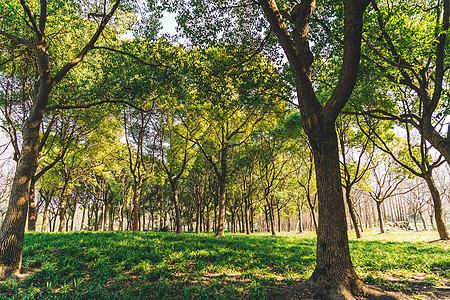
<box><xmin>1</xmin><ymin>231</ymin><xmax>446</xmax><ymax>299</ymax></box>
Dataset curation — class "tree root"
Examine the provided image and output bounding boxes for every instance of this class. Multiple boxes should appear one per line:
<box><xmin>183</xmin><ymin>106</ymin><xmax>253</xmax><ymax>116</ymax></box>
<box><xmin>302</xmin><ymin>279</ymin><xmax>413</xmax><ymax>300</ymax></box>
<box><xmin>0</xmin><ymin>266</ymin><xmax>33</xmax><ymax>282</ymax></box>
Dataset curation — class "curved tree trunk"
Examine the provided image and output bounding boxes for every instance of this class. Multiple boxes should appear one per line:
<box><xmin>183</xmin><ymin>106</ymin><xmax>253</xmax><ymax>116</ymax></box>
<box><xmin>424</xmin><ymin>175</ymin><xmax>449</xmax><ymax>240</ymax></box>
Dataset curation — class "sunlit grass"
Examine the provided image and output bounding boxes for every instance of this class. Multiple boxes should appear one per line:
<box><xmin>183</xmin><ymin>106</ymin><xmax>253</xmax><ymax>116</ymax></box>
<box><xmin>0</xmin><ymin>230</ymin><xmax>447</xmax><ymax>299</ymax></box>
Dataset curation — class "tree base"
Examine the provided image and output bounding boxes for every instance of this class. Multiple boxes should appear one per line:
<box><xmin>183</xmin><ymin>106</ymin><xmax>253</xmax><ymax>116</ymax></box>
<box><xmin>0</xmin><ymin>266</ymin><xmax>33</xmax><ymax>281</ymax></box>
<box><xmin>302</xmin><ymin>279</ymin><xmax>413</xmax><ymax>300</ymax></box>
<box><xmin>268</xmin><ymin>280</ymin><xmax>414</xmax><ymax>300</ymax></box>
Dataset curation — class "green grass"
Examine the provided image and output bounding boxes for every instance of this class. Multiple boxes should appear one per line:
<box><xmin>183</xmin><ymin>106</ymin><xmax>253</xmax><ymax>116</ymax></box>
<box><xmin>0</xmin><ymin>230</ymin><xmax>448</xmax><ymax>299</ymax></box>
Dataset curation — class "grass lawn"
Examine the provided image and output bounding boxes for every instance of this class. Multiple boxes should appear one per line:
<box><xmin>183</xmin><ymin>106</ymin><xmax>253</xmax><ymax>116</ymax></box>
<box><xmin>0</xmin><ymin>230</ymin><xmax>448</xmax><ymax>299</ymax></box>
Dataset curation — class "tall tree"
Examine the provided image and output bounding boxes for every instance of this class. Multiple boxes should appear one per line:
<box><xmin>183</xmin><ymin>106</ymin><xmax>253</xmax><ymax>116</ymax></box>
<box><xmin>0</xmin><ymin>0</ymin><xmax>122</xmax><ymax>277</ymax></box>
<box><xmin>176</xmin><ymin>1</ymin><xmax>371</xmax><ymax>296</ymax></box>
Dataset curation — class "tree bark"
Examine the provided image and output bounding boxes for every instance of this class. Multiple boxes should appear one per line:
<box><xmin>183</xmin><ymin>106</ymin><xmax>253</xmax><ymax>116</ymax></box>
<box><xmin>131</xmin><ymin>182</ymin><xmax>142</xmax><ymax>231</ymax></box>
<box><xmin>376</xmin><ymin>201</ymin><xmax>385</xmax><ymax>234</ymax></box>
<box><xmin>173</xmin><ymin>188</ymin><xmax>182</xmax><ymax>234</ymax></box>
<box><xmin>345</xmin><ymin>188</ymin><xmax>362</xmax><ymax>238</ymax></box>
<box><xmin>108</xmin><ymin>205</ymin><xmax>114</xmax><ymax>231</ymax></box>
<box><xmin>216</xmin><ymin>147</ymin><xmax>228</xmax><ymax>237</ymax></box>
<box><xmin>0</xmin><ymin>37</ymin><xmax>54</xmax><ymax>275</ymax></box>
<box><xmin>27</xmin><ymin>184</ymin><xmax>37</xmax><ymax>231</ymax></box>
<box><xmin>307</xmin><ymin>125</ymin><xmax>363</xmax><ymax>297</ymax></box>
<box><xmin>423</xmin><ymin>175</ymin><xmax>449</xmax><ymax>239</ymax></box>
<box><xmin>41</xmin><ymin>199</ymin><xmax>49</xmax><ymax>232</ymax></box>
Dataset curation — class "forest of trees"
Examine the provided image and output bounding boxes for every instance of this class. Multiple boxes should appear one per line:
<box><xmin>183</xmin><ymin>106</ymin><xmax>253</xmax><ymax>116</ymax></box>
<box><xmin>0</xmin><ymin>0</ymin><xmax>449</xmax><ymax>299</ymax></box>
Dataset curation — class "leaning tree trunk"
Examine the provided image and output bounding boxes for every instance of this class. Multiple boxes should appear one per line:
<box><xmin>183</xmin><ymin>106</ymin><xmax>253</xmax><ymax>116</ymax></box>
<box><xmin>345</xmin><ymin>187</ymin><xmax>362</xmax><ymax>238</ymax></box>
<box><xmin>423</xmin><ymin>175</ymin><xmax>449</xmax><ymax>240</ymax></box>
<box><xmin>0</xmin><ymin>67</ymin><xmax>50</xmax><ymax>277</ymax></box>
<box><xmin>307</xmin><ymin>126</ymin><xmax>363</xmax><ymax>298</ymax></box>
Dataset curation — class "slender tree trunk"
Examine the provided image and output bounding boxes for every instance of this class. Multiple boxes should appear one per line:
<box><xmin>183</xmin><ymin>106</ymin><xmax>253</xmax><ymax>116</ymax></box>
<box><xmin>196</xmin><ymin>204</ymin><xmax>201</xmax><ymax>234</ymax></box>
<box><xmin>345</xmin><ymin>188</ymin><xmax>361</xmax><ymax>238</ymax></box>
<box><xmin>245</xmin><ymin>198</ymin><xmax>250</xmax><ymax>235</ymax></box>
<box><xmin>423</xmin><ymin>175</ymin><xmax>449</xmax><ymax>239</ymax></box>
<box><xmin>306</xmin><ymin>193</ymin><xmax>318</xmax><ymax>233</ymax></box>
<box><xmin>80</xmin><ymin>205</ymin><xmax>86</xmax><ymax>231</ymax></box>
<box><xmin>108</xmin><ymin>205</ymin><xmax>114</xmax><ymax>231</ymax></box>
<box><xmin>277</xmin><ymin>204</ymin><xmax>281</xmax><ymax>233</ymax></box>
<box><xmin>205</xmin><ymin>205</ymin><xmax>210</xmax><ymax>233</ymax></box>
<box><xmin>268</xmin><ymin>201</ymin><xmax>276</xmax><ymax>236</ymax></box>
<box><xmin>94</xmin><ymin>204</ymin><xmax>99</xmax><ymax>231</ymax></box>
<box><xmin>102</xmin><ymin>203</ymin><xmax>107</xmax><ymax>231</ymax></box>
<box><xmin>419</xmin><ymin>211</ymin><xmax>427</xmax><ymax>230</ymax></box>
<box><xmin>376</xmin><ymin>201</ymin><xmax>385</xmax><ymax>234</ymax></box>
<box><xmin>58</xmin><ymin>190</ymin><xmax>68</xmax><ymax>232</ymax></box>
<box><xmin>41</xmin><ymin>199</ymin><xmax>49</xmax><ymax>233</ymax></box>
<box><xmin>216</xmin><ymin>176</ymin><xmax>226</xmax><ymax>237</ymax></box>
<box><xmin>131</xmin><ymin>181</ymin><xmax>142</xmax><ymax>231</ymax></box>
<box><xmin>173</xmin><ymin>188</ymin><xmax>182</xmax><ymax>234</ymax></box>
<box><xmin>216</xmin><ymin>146</ymin><xmax>228</xmax><ymax>237</ymax></box>
<box><xmin>70</xmin><ymin>204</ymin><xmax>76</xmax><ymax>232</ymax></box>
<box><xmin>413</xmin><ymin>212</ymin><xmax>418</xmax><ymax>231</ymax></box>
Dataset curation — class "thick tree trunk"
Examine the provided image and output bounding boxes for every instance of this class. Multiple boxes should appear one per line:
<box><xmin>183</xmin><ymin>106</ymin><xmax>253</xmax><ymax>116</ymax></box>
<box><xmin>308</xmin><ymin>127</ymin><xmax>363</xmax><ymax>297</ymax></box>
<box><xmin>345</xmin><ymin>188</ymin><xmax>362</xmax><ymax>238</ymax></box>
<box><xmin>423</xmin><ymin>175</ymin><xmax>449</xmax><ymax>239</ymax></box>
<box><xmin>376</xmin><ymin>201</ymin><xmax>385</xmax><ymax>234</ymax></box>
<box><xmin>0</xmin><ymin>107</ymin><xmax>43</xmax><ymax>277</ymax></box>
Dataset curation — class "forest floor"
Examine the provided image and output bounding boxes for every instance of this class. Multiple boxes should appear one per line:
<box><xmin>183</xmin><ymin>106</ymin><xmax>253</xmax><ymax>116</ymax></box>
<box><xmin>0</xmin><ymin>230</ymin><xmax>448</xmax><ymax>299</ymax></box>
